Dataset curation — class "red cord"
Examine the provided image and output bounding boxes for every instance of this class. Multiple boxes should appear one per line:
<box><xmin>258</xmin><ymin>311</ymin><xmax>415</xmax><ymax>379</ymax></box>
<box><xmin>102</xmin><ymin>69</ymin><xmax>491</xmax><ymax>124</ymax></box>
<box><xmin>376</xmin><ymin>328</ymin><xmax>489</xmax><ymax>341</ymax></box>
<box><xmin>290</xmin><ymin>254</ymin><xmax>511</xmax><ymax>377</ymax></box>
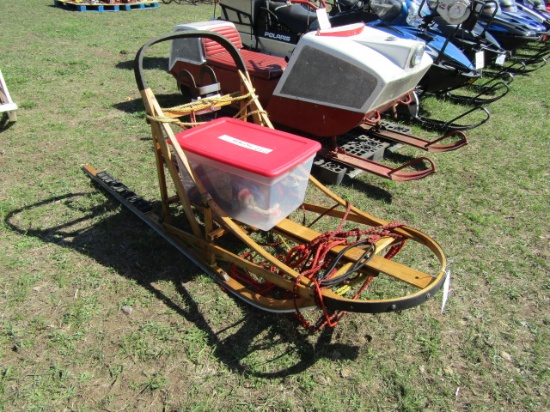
<box><xmin>229</xmin><ymin>202</ymin><xmax>406</xmax><ymax>332</ymax></box>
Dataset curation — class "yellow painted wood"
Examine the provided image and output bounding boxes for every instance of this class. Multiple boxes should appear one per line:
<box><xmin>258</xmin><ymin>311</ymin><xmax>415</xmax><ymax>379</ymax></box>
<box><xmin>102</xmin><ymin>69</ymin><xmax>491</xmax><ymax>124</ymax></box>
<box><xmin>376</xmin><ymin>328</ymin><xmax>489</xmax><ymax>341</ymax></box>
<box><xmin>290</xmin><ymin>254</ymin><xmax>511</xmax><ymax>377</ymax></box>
<box><xmin>132</xmin><ymin>56</ymin><xmax>447</xmax><ymax>314</ymax></box>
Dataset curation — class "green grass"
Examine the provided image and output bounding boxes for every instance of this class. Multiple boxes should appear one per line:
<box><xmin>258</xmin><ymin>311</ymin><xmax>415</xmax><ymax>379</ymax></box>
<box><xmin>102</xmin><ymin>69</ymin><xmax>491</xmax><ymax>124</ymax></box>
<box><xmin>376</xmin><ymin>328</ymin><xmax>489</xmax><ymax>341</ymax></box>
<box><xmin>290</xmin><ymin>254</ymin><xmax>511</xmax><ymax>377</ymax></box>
<box><xmin>1</xmin><ymin>0</ymin><xmax>549</xmax><ymax>410</ymax></box>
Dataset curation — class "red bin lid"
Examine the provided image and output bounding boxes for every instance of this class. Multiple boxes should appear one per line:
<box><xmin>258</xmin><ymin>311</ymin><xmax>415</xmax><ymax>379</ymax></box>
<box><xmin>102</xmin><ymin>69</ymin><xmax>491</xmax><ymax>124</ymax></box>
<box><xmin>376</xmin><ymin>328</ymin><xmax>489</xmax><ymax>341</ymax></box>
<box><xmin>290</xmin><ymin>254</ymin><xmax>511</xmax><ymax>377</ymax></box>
<box><xmin>175</xmin><ymin>117</ymin><xmax>321</xmax><ymax>177</ymax></box>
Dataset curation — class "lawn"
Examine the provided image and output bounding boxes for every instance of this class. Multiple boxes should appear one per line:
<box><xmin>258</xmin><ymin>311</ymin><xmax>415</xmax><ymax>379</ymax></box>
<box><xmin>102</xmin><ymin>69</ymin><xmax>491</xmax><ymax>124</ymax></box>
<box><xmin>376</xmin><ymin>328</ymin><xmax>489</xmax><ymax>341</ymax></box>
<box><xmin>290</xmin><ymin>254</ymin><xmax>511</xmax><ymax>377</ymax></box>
<box><xmin>0</xmin><ymin>1</ymin><xmax>548</xmax><ymax>411</ymax></box>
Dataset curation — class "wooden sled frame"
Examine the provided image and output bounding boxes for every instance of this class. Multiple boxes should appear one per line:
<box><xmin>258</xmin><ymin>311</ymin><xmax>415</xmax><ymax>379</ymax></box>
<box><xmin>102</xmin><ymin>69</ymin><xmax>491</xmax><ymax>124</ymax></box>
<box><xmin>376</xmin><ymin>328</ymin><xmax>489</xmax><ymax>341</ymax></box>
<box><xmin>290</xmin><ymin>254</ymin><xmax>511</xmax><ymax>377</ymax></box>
<box><xmin>0</xmin><ymin>69</ymin><xmax>17</xmax><ymax>123</ymax></box>
<box><xmin>86</xmin><ymin>31</ymin><xmax>449</xmax><ymax>330</ymax></box>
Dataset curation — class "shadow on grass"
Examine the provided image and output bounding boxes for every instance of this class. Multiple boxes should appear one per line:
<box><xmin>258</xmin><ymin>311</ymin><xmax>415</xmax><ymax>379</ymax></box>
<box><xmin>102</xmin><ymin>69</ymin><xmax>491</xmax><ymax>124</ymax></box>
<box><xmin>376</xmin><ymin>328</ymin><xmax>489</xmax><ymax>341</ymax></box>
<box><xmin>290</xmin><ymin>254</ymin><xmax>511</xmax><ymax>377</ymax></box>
<box><xmin>5</xmin><ymin>190</ymin><xmax>361</xmax><ymax>378</ymax></box>
<box><xmin>112</xmin><ymin>98</ymin><xmax>144</xmax><ymax>115</ymax></box>
<box><xmin>339</xmin><ymin>176</ymin><xmax>393</xmax><ymax>203</ymax></box>
<box><xmin>113</xmin><ymin>93</ymin><xmax>188</xmax><ymax>115</ymax></box>
<box><xmin>116</xmin><ymin>57</ymin><xmax>168</xmax><ymax>73</ymax></box>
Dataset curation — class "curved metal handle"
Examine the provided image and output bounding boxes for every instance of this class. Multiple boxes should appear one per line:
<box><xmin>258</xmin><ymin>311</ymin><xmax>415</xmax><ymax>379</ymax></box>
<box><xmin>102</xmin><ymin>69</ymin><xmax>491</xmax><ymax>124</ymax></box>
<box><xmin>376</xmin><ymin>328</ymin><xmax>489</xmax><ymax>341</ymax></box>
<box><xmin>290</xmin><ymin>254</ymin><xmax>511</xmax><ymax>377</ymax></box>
<box><xmin>134</xmin><ymin>30</ymin><xmax>248</xmax><ymax>92</ymax></box>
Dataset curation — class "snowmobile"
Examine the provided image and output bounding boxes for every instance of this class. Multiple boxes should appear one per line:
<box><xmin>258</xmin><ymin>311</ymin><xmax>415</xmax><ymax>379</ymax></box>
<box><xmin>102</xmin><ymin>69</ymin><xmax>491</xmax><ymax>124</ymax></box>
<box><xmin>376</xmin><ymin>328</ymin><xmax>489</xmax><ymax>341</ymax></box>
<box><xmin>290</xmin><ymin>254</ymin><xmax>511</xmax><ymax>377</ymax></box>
<box><xmin>478</xmin><ymin>0</ymin><xmax>549</xmax><ymax>52</ymax></box>
<box><xmin>362</xmin><ymin>0</ymin><xmax>509</xmax><ymax>128</ymax></box>
<box><xmin>515</xmin><ymin>0</ymin><xmax>550</xmax><ymax>23</ymax></box>
<box><xmin>421</xmin><ymin>0</ymin><xmax>548</xmax><ymax>73</ymax></box>
<box><xmin>413</xmin><ymin>0</ymin><xmax>509</xmax><ymax>66</ymax></box>
<box><xmin>497</xmin><ymin>0</ymin><xmax>550</xmax><ymax>54</ymax></box>
<box><xmin>396</xmin><ymin>0</ymin><xmax>536</xmax><ymax>101</ymax></box>
<box><xmin>83</xmin><ymin>30</ymin><xmax>450</xmax><ymax>332</ymax></box>
<box><xmin>169</xmin><ymin>18</ymin><xmax>470</xmax><ymax>183</ymax></box>
<box><xmin>218</xmin><ymin>0</ymin><xmax>494</xmax><ymax>131</ymax></box>
<box><xmin>475</xmin><ymin>0</ymin><xmax>550</xmax><ymax>72</ymax></box>
<box><xmin>365</xmin><ymin>0</ymin><xmax>483</xmax><ymax>88</ymax></box>
<box><xmin>501</xmin><ymin>0</ymin><xmax>550</xmax><ymax>28</ymax></box>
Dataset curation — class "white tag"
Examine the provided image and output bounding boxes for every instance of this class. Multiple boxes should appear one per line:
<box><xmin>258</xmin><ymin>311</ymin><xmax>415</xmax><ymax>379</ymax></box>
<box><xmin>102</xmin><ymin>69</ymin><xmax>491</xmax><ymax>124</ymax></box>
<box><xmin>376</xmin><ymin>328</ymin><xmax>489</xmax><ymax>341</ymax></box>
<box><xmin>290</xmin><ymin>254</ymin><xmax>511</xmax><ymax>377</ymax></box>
<box><xmin>441</xmin><ymin>263</ymin><xmax>452</xmax><ymax>314</ymax></box>
<box><xmin>218</xmin><ymin>134</ymin><xmax>272</xmax><ymax>154</ymax></box>
<box><xmin>316</xmin><ymin>8</ymin><xmax>331</xmax><ymax>31</ymax></box>
<box><xmin>475</xmin><ymin>50</ymin><xmax>485</xmax><ymax>70</ymax></box>
<box><xmin>495</xmin><ymin>53</ymin><xmax>506</xmax><ymax>66</ymax></box>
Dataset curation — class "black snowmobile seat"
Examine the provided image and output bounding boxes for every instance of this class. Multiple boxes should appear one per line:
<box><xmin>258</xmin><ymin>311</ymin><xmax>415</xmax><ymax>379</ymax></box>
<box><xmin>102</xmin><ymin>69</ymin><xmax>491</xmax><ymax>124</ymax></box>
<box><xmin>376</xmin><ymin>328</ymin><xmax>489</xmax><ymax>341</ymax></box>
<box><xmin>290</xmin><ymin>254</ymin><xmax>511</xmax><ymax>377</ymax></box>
<box><xmin>333</xmin><ymin>0</ymin><xmax>363</xmax><ymax>11</ymax></box>
<box><xmin>201</xmin><ymin>24</ymin><xmax>287</xmax><ymax>80</ymax></box>
<box><xmin>265</xmin><ymin>0</ymin><xmax>320</xmax><ymax>33</ymax></box>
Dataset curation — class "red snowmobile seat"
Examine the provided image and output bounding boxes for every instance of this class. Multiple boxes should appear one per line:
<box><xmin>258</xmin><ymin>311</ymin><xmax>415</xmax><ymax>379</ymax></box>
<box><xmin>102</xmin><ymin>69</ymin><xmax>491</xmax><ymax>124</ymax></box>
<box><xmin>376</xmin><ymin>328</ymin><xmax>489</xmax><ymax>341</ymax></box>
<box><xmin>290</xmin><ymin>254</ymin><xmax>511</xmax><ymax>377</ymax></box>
<box><xmin>201</xmin><ymin>25</ymin><xmax>286</xmax><ymax>80</ymax></box>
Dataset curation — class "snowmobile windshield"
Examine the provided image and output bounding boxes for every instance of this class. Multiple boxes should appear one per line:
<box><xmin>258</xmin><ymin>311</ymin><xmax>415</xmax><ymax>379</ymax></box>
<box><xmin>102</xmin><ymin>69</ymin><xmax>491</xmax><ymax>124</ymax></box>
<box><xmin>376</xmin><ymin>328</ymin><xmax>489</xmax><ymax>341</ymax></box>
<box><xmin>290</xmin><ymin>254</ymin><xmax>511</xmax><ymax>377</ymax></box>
<box><xmin>370</xmin><ymin>0</ymin><xmax>404</xmax><ymax>22</ymax></box>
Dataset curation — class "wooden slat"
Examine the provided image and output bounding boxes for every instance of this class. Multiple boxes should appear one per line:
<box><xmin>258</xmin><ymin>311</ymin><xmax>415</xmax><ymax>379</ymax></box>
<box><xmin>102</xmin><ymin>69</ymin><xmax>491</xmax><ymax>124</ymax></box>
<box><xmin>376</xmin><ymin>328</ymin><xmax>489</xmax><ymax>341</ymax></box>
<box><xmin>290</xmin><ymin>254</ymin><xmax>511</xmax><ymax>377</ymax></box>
<box><xmin>275</xmin><ymin>218</ymin><xmax>396</xmax><ymax>255</ymax></box>
<box><xmin>274</xmin><ymin>219</ymin><xmax>435</xmax><ymax>289</ymax></box>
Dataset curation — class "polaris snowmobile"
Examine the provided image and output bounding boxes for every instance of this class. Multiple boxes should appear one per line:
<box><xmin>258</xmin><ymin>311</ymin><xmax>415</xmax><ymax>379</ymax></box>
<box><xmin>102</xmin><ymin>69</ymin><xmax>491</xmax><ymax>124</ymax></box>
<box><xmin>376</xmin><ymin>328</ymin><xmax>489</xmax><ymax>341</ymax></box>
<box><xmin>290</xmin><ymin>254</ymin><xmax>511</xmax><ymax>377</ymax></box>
<box><xmin>219</xmin><ymin>0</ymin><xmax>477</xmax><ymax>85</ymax></box>
<box><xmin>168</xmin><ymin>18</ymin><xmax>473</xmax><ymax>183</ymax></box>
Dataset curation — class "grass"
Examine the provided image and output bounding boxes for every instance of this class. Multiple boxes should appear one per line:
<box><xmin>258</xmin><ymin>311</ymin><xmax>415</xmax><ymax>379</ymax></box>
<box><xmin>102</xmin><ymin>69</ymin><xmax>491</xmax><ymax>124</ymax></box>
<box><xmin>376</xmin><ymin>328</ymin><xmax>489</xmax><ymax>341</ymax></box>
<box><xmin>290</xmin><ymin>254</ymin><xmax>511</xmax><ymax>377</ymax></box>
<box><xmin>1</xmin><ymin>0</ymin><xmax>549</xmax><ymax>410</ymax></box>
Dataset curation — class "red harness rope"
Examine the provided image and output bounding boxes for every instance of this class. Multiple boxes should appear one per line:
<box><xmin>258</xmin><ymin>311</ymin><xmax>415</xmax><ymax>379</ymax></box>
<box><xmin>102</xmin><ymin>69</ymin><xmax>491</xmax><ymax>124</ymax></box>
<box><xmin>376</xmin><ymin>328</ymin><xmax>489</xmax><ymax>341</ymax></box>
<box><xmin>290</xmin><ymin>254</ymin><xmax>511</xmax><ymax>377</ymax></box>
<box><xmin>228</xmin><ymin>202</ymin><xmax>406</xmax><ymax>331</ymax></box>
<box><xmin>284</xmin><ymin>203</ymin><xmax>405</xmax><ymax>331</ymax></box>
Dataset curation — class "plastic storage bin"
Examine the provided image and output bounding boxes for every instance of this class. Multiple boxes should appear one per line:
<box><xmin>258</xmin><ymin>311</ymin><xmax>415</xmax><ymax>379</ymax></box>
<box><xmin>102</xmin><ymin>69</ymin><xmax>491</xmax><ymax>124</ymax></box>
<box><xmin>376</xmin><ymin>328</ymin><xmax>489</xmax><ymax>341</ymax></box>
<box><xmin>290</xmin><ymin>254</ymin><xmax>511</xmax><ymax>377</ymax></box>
<box><xmin>175</xmin><ymin>118</ymin><xmax>321</xmax><ymax>230</ymax></box>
